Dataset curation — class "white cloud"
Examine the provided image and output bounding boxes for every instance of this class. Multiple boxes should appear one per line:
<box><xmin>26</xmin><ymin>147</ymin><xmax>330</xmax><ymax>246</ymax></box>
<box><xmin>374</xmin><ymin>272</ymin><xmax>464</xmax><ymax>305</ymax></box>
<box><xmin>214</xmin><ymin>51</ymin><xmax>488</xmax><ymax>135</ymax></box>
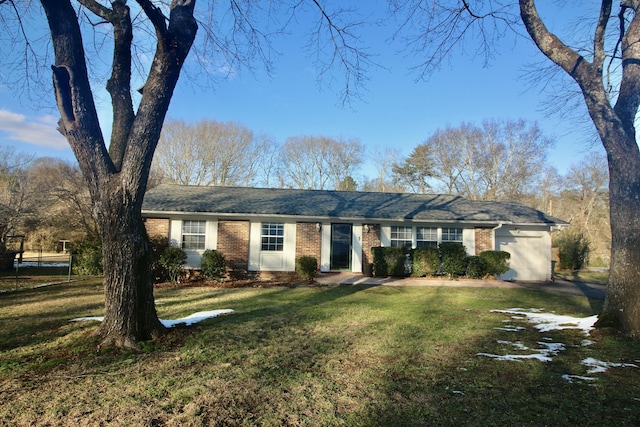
<box><xmin>0</xmin><ymin>109</ymin><xmax>68</xmax><ymax>150</ymax></box>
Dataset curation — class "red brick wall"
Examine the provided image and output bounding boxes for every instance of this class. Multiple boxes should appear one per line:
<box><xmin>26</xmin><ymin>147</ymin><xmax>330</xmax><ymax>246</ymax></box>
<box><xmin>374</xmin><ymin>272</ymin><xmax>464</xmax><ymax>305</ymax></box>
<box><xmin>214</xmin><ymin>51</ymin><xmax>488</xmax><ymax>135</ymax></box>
<box><xmin>475</xmin><ymin>227</ymin><xmax>493</xmax><ymax>254</ymax></box>
<box><xmin>296</xmin><ymin>223</ymin><xmax>322</xmax><ymax>267</ymax></box>
<box><xmin>362</xmin><ymin>224</ymin><xmax>381</xmax><ymax>269</ymax></box>
<box><xmin>217</xmin><ymin>220</ymin><xmax>250</xmax><ymax>271</ymax></box>
<box><xmin>145</xmin><ymin>218</ymin><xmax>170</xmax><ymax>238</ymax></box>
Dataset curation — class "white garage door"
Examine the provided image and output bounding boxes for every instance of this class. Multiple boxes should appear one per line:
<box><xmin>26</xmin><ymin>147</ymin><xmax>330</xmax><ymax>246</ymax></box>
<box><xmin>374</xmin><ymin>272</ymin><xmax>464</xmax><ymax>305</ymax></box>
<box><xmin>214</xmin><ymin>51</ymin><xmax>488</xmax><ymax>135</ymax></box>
<box><xmin>496</xmin><ymin>235</ymin><xmax>549</xmax><ymax>281</ymax></box>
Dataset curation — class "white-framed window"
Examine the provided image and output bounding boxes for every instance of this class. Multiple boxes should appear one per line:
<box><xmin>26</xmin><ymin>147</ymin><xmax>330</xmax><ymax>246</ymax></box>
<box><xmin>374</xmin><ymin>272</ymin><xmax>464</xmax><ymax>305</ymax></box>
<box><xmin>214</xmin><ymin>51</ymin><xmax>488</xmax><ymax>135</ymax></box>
<box><xmin>182</xmin><ymin>220</ymin><xmax>206</xmax><ymax>250</ymax></box>
<box><xmin>390</xmin><ymin>226</ymin><xmax>413</xmax><ymax>248</ymax></box>
<box><xmin>261</xmin><ymin>222</ymin><xmax>284</xmax><ymax>251</ymax></box>
<box><xmin>417</xmin><ymin>227</ymin><xmax>438</xmax><ymax>248</ymax></box>
<box><xmin>442</xmin><ymin>227</ymin><xmax>463</xmax><ymax>242</ymax></box>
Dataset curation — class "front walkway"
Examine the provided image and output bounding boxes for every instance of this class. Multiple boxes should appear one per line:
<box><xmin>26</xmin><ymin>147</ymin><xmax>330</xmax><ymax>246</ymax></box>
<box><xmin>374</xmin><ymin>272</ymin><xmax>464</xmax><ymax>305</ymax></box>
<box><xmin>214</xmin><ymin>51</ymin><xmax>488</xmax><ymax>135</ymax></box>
<box><xmin>314</xmin><ymin>273</ymin><xmax>607</xmax><ymax>300</ymax></box>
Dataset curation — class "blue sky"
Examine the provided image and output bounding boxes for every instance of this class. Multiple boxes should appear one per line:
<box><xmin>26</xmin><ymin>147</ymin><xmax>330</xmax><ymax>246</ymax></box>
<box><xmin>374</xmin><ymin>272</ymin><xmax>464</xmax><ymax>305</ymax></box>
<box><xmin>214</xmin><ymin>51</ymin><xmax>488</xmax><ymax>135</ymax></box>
<box><xmin>0</xmin><ymin>2</ymin><xmax>606</xmax><ymax>178</ymax></box>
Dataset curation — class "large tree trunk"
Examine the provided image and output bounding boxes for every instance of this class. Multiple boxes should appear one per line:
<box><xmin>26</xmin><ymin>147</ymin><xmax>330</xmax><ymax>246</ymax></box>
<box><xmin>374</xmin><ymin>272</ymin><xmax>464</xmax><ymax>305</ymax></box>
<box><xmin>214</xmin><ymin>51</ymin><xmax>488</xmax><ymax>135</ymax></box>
<box><xmin>520</xmin><ymin>0</ymin><xmax>640</xmax><ymax>337</ymax></box>
<box><xmin>41</xmin><ymin>0</ymin><xmax>197</xmax><ymax>348</ymax></box>
<box><xmin>98</xmin><ymin>185</ymin><xmax>164</xmax><ymax>349</ymax></box>
<box><xmin>596</xmin><ymin>133</ymin><xmax>640</xmax><ymax>336</ymax></box>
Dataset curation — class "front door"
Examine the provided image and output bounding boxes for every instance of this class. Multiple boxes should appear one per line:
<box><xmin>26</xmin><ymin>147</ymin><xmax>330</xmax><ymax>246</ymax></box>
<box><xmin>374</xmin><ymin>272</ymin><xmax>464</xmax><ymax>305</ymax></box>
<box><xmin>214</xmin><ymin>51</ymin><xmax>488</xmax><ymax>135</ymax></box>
<box><xmin>330</xmin><ymin>223</ymin><xmax>352</xmax><ymax>270</ymax></box>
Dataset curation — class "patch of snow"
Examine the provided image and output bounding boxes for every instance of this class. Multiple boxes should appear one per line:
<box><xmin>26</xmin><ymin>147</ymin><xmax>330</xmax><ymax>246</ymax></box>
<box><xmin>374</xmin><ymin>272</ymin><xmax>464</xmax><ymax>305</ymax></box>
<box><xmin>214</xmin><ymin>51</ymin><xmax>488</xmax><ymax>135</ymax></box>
<box><xmin>497</xmin><ymin>340</ymin><xmax>529</xmax><ymax>350</ymax></box>
<box><xmin>477</xmin><ymin>352</ymin><xmax>553</xmax><ymax>362</ymax></box>
<box><xmin>581</xmin><ymin>357</ymin><xmax>638</xmax><ymax>374</ymax></box>
<box><xmin>491</xmin><ymin>309</ymin><xmax>597</xmax><ymax>333</ymax></box>
<box><xmin>537</xmin><ymin>341</ymin><xmax>565</xmax><ymax>355</ymax></box>
<box><xmin>484</xmin><ymin>309</ymin><xmax>638</xmax><ymax>383</ymax></box>
<box><xmin>71</xmin><ymin>309</ymin><xmax>234</xmax><ymax>327</ymax></box>
<box><xmin>160</xmin><ymin>309</ymin><xmax>234</xmax><ymax>327</ymax></box>
<box><xmin>71</xmin><ymin>316</ymin><xmax>104</xmax><ymax>323</ymax></box>
<box><xmin>562</xmin><ymin>374</ymin><xmax>597</xmax><ymax>384</ymax></box>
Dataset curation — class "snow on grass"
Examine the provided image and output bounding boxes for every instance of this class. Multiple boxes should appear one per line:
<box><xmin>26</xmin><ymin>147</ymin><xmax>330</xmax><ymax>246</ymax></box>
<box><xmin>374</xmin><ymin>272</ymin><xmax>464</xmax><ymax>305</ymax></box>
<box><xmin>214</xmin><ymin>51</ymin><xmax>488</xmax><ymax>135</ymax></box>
<box><xmin>480</xmin><ymin>308</ymin><xmax>637</xmax><ymax>382</ymax></box>
<box><xmin>491</xmin><ymin>308</ymin><xmax>598</xmax><ymax>333</ymax></box>
<box><xmin>581</xmin><ymin>357</ymin><xmax>638</xmax><ymax>374</ymax></box>
<box><xmin>71</xmin><ymin>309</ymin><xmax>234</xmax><ymax>327</ymax></box>
<box><xmin>561</xmin><ymin>374</ymin><xmax>598</xmax><ymax>384</ymax></box>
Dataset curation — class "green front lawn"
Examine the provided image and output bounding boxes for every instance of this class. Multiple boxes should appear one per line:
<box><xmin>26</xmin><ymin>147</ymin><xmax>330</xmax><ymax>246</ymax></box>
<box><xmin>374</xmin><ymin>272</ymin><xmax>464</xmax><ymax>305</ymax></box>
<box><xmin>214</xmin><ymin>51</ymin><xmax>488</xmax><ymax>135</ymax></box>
<box><xmin>0</xmin><ymin>280</ymin><xmax>637</xmax><ymax>426</ymax></box>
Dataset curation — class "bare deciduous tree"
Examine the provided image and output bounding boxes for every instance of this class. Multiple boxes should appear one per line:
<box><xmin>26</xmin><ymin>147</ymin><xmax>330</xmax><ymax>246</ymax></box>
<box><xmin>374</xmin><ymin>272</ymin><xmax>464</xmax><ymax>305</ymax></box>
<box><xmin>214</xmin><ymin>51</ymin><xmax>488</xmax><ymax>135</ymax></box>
<box><xmin>0</xmin><ymin>147</ymin><xmax>34</xmax><ymax>251</ymax></box>
<box><xmin>27</xmin><ymin>158</ymin><xmax>98</xmax><ymax>246</ymax></box>
<box><xmin>563</xmin><ymin>152</ymin><xmax>610</xmax><ymax>262</ymax></box>
<box><xmin>393</xmin><ymin>119</ymin><xmax>551</xmax><ymax>200</ymax></box>
<box><xmin>154</xmin><ymin>118</ymin><xmax>268</xmax><ymax>187</ymax></box>
<box><xmin>364</xmin><ymin>147</ymin><xmax>405</xmax><ymax>193</ymax></box>
<box><xmin>2</xmin><ymin>0</ymin><xmax>372</xmax><ymax>349</ymax></box>
<box><xmin>392</xmin><ymin>0</ymin><xmax>640</xmax><ymax>336</ymax></box>
<box><xmin>281</xmin><ymin>135</ymin><xmax>365</xmax><ymax>190</ymax></box>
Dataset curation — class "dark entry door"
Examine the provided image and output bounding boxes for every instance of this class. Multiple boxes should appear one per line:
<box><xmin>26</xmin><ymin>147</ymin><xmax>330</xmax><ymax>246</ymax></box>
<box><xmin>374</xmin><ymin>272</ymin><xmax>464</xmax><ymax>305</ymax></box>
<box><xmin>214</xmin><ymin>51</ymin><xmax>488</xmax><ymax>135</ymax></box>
<box><xmin>330</xmin><ymin>223</ymin><xmax>352</xmax><ymax>270</ymax></box>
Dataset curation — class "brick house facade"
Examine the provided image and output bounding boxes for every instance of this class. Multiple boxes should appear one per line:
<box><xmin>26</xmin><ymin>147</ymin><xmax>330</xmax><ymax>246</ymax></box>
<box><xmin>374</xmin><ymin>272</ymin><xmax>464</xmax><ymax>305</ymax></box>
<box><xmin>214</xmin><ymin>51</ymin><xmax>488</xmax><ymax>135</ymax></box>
<box><xmin>142</xmin><ymin>185</ymin><xmax>567</xmax><ymax>281</ymax></box>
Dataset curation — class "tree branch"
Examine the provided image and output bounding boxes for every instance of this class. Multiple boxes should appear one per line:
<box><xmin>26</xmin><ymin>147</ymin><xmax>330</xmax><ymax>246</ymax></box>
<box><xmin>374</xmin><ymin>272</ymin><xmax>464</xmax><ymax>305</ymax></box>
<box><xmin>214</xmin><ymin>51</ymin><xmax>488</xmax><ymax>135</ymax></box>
<box><xmin>40</xmin><ymin>0</ymin><xmax>113</xmax><ymax>193</ymax></box>
<box><xmin>614</xmin><ymin>2</ymin><xmax>640</xmax><ymax>137</ymax></box>
<box><xmin>593</xmin><ymin>0</ymin><xmax>613</xmax><ymax>73</ymax></box>
<box><xmin>519</xmin><ymin>0</ymin><xmax>594</xmax><ymax>87</ymax></box>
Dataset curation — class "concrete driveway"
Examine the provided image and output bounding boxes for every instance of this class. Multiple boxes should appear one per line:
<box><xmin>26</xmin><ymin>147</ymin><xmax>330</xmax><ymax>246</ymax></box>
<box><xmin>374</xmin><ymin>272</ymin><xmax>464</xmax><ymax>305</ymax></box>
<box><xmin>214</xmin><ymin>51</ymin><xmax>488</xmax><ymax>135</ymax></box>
<box><xmin>314</xmin><ymin>273</ymin><xmax>606</xmax><ymax>300</ymax></box>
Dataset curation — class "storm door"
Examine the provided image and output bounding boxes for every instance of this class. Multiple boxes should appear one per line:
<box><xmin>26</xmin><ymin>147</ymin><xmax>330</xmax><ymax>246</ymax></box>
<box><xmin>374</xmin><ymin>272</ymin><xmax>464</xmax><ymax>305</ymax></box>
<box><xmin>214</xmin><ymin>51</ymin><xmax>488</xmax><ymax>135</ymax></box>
<box><xmin>330</xmin><ymin>223</ymin><xmax>352</xmax><ymax>270</ymax></box>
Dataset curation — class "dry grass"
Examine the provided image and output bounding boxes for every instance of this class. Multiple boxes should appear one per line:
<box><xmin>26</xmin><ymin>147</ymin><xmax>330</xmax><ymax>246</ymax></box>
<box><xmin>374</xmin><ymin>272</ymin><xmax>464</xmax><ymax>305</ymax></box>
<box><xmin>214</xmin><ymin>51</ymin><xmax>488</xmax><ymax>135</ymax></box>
<box><xmin>0</xmin><ymin>279</ymin><xmax>638</xmax><ymax>426</ymax></box>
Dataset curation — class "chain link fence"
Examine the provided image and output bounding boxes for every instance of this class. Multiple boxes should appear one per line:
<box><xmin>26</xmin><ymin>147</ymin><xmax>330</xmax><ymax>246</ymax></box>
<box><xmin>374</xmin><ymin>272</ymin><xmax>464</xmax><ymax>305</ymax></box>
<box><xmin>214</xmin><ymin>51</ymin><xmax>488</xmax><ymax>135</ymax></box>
<box><xmin>0</xmin><ymin>252</ymin><xmax>74</xmax><ymax>292</ymax></box>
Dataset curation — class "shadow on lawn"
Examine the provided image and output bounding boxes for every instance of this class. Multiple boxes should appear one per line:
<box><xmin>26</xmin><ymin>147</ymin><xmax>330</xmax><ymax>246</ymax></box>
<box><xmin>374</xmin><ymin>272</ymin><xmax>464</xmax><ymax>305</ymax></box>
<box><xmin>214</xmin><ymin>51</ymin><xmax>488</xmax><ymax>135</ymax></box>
<box><xmin>3</xmin><ymin>281</ymin><xmax>636</xmax><ymax>426</ymax></box>
<box><xmin>348</xmin><ymin>287</ymin><xmax>630</xmax><ymax>426</ymax></box>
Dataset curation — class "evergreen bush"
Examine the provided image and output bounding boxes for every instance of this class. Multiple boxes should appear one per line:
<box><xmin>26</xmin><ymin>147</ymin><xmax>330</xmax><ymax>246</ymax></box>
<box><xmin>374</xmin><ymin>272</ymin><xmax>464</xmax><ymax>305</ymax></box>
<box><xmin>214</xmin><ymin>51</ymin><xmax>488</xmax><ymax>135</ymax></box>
<box><xmin>201</xmin><ymin>249</ymin><xmax>226</xmax><ymax>280</ymax></box>
<box><xmin>439</xmin><ymin>242</ymin><xmax>467</xmax><ymax>278</ymax></box>
<box><xmin>371</xmin><ymin>247</ymin><xmax>387</xmax><ymax>277</ymax></box>
<box><xmin>372</xmin><ymin>246</ymin><xmax>408</xmax><ymax>277</ymax></box>
<box><xmin>411</xmin><ymin>247</ymin><xmax>440</xmax><ymax>277</ymax></box>
<box><xmin>72</xmin><ymin>239</ymin><xmax>103</xmax><ymax>276</ymax></box>
<box><xmin>466</xmin><ymin>255</ymin><xmax>488</xmax><ymax>279</ymax></box>
<box><xmin>296</xmin><ymin>255</ymin><xmax>318</xmax><ymax>281</ymax></box>
<box><xmin>159</xmin><ymin>246</ymin><xmax>187</xmax><ymax>284</ymax></box>
<box><xmin>149</xmin><ymin>235</ymin><xmax>170</xmax><ymax>283</ymax></box>
<box><xmin>555</xmin><ymin>231</ymin><xmax>590</xmax><ymax>270</ymax></box>
<box><xmin>479</xmin><ymin>250</ymin><xmax>511</xmax><ymax>276</ymax></box>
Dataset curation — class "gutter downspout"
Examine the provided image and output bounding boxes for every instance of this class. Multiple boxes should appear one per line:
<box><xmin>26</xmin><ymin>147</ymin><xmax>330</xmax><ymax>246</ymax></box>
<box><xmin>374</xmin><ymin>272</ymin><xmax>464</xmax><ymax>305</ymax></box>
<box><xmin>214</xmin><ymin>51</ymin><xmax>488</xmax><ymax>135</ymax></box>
<box><xmin>491</xmin><ymin>223</ymin><xmax>504</xmax><ymax>251</ymax></box>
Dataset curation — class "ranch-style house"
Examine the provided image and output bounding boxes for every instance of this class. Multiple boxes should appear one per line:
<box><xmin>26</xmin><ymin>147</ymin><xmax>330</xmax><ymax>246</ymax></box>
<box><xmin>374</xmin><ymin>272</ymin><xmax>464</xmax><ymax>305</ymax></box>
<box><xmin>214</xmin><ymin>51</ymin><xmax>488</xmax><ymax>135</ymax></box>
<box><xmin>141</xmin><ymin>184</ymin><xmax>568</xmax><ymax>281</ymax></box>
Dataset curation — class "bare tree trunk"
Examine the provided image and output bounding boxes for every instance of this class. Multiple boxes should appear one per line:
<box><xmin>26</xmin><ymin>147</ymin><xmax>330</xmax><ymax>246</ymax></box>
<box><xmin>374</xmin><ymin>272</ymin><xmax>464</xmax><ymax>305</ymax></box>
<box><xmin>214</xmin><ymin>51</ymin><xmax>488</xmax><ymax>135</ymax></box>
<box><xmin>41</xmin><ymin>0</ymin><xmax>197</xmax><ymax>348</ymax></box>
<box><xmin>98</xmin><ymin>186</ymin><xmax>164</xmax><ymax>349</ymax></box>
<box><xmin>597</xmin><ymin>134</ymin><xmax>640</xmax><ymax>335</ymax></box>
<box><xmin>520</xmin><ymin>0</ymin><xmax>640</xmax><ymax>337</ymax></box>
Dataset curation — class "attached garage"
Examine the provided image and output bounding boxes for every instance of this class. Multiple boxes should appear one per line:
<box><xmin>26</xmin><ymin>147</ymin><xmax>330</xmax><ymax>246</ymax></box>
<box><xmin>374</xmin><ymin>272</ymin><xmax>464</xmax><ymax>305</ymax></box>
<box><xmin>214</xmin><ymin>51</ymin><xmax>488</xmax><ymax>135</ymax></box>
<box><xmin>495</xmin><ymin>226</ymin><xmax>553</xmax><ymax>281</ymax></box>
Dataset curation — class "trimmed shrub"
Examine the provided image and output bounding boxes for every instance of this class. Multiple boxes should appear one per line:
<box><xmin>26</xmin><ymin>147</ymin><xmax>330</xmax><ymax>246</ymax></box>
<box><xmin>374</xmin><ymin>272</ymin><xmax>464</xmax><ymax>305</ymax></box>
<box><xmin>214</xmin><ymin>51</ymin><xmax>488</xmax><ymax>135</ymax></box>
<box><xmin>149</xmin><ymin>235</ymin><xmax>170</xmax><ymax>283</ymax></box>
<box><xmin>371</xmin><ymin>247</ymin><xmax>387</xmax><ymax>277</ymax></box>
<box><xmin>372</xmin><ymin>246</ymin><xmax>408</xmax><ymax>277</ymax></box>
<box><xmin>439</xmin><ymin>242</ymin><xmax>467</xmax><ymax>278</ymax></box>
<box><xmin>159</xmin><ymin>246</ymin><xmax>187</xmax><ymax>284</ymax></box>
<box><xmin>555</xmin><ymin>231</ymin><xmax>590</xmax><ymax>270</ymax></box>
<box><xmin>201</xmin><ymin>249</ymin><xmax>226</xmax><ymax>280</ymax></box>
<box><xmin>479</xmin><ymin>250</ymin><xmax>511</xmax><ymax>276</ymax></box>
<box><xmin>72</xmin><ymin>239</ymin><xmax>103</xmax><ymax>276</ymax></box>
<box><xmin>296</xmin><ymin>255</ymin><xmax>318</xmax><ymax>281</ymax></box>
<box><xmin>412</xmin><ymin>247</ymin><xmax>440</xmax><ymax>277</ymax></box>
<box><xmin>466</xmin><ymin>255</ymin><xmax>488</xmax><ymax>279</ymax></box>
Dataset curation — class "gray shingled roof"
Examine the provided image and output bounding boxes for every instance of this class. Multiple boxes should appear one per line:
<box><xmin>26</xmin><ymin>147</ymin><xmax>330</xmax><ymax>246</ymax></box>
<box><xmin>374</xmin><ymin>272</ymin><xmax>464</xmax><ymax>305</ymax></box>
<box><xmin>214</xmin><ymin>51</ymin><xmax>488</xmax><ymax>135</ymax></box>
<box><xmin>142</xmin><ymin>184</ymin><xmax>568</xmax><ymax>226</ymax></box>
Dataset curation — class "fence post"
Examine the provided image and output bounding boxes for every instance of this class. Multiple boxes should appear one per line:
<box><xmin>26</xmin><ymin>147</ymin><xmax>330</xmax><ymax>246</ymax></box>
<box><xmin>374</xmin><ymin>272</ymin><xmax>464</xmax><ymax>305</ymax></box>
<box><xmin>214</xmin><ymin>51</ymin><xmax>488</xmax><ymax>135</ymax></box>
<box><xmin>14</xmin><ymin>259</ymin><xmax>19</xmax><ymax>290</ymax></box>
<box><xmin>68</xmin><ymin>253</ymin><xmax>72</xmax><ymax>282</ymax></box>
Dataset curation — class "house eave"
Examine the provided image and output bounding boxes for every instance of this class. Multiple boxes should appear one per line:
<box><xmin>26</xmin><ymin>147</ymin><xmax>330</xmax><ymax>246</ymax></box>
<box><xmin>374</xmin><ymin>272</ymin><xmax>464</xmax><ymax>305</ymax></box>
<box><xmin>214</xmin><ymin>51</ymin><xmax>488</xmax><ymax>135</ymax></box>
<box><xmin>141</xmin><ymin>209</ymin><xmax>565</xmax><ymax>227</ymax></box>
